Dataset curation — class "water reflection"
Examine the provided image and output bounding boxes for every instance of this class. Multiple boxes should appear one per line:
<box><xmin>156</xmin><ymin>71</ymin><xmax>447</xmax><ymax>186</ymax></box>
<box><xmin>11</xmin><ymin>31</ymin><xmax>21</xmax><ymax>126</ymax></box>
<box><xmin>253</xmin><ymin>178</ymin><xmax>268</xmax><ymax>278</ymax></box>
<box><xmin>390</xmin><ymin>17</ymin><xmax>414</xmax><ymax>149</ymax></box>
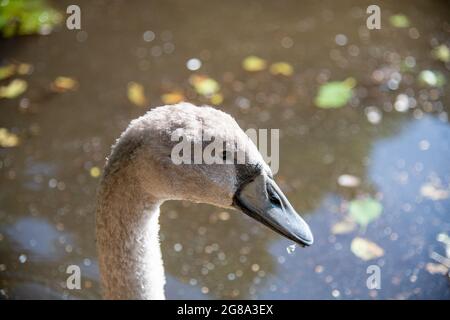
<box><xmin>1</xmin><ymin>217</ymin><xmax>73</xmax><ymax>260</ymax></box>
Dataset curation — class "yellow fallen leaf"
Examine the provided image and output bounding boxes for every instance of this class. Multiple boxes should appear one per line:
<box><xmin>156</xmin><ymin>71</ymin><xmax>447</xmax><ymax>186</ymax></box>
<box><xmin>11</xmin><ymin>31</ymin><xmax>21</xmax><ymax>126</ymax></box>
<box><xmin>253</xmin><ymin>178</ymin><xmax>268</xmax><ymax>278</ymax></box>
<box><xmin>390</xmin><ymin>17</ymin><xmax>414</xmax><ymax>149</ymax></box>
<box><xmin>242</xmin><ymin>56</ymin><xmax>267</xmax><ymax>72</ymax></box>
<box><xmin>90</xmin><ymin>166</ymin><xmax>101</xmax><ymax>178</ymax></box>
<box><xmin>161</xmin><ymin>91</ymin><xmax>185</xmax><ymax>105</ymax></box>
<box><xmin>331</xmin><ymin>219</ymin><xmax>356</xmax><ymax>235</ymax></box>
<box><xmin>0</xmin><ymin>128</ymin><xmax>20</xmax><ymax>147</ymax></box>
<box><xmin>270</xmin><ymin>62</ymin><xmax>294</xmax><ymax>76</ymax></box>
<box><xmin>189</xmin><ymin>75</ymin><xmax>220</xmax><ymax>96</ymax></box>
<box><xmin>0</xmin><ymin>79</ymin><xmax>27</xmax><ymax>99</ymax></box>
<box><xmin>51</xmin><ymin>77</ymin><xmax>78</xmax><ymax>92</ymax></box>
<box><xmin>127</xmin><ymin>82</ymin><xmax>148</xmax><ymax>107</ymax></box>
<box><xmin>17</xmin><ymin>63</ymin><xmax>33</xmax><ymax>75</ymax></box>
<box><xmin>0</xmin><ymin>64</ymin><xmax>15</xmax><ymax>80</ymax></box>
<box><xmin>210</xmin><ymin>93</ymin><xmax>224</xmax><ymax>105</ymax></box>
<box><xmin>350</xmin><ymin>237</ymin><xmax>384</xmax><ymax>261</ymax></box>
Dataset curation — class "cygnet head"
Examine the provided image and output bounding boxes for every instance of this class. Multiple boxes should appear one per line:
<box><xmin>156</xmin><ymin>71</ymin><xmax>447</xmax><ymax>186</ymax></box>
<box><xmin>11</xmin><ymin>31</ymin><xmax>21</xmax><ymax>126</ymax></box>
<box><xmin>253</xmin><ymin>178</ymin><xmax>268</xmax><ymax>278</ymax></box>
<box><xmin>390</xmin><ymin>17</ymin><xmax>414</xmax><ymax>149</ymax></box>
<box><xmin>104</xmin><ymin>102</ymin><xmax>313</xmax><ymax>246</ymax></box>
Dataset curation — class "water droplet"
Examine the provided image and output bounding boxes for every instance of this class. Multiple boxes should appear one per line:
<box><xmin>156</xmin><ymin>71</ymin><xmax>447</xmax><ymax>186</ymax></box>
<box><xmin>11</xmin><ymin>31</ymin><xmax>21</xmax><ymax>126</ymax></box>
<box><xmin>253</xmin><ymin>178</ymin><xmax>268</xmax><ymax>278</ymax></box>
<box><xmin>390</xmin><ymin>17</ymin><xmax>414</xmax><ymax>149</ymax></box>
<box><xmin>419</xmin><ymin>140</ymin><xmax>430</xmax><ymax>151</ymax></box>
<box><xmin>286</xmin><ymin>244</ymin><xmax>296</xmax><ymax>255</ymax></box>
<box><xmin>365</xmin><ymin>106</ymin><xmax>382</xmax><ymax>124</ymax></box>
<box><xmin>48</xmin><ymin>178</ymin><xmax>57</xmax><ymax>188</ymax></box>
<box><xmin>19</xmin><ymin>254</ymin><xmax>27</xmax><ymax>263</ymax></box>
<box><xmin>335</xmin><ymin>34</ymin><xmax>348</xmax><ymax>46</ymax></box>
<box><xmin>332</xmin><ymin>289</ymin><xmax>341</xmax><ymax>298</ymax></box>
<box><xmin>394</xmin><ymin>94</ymin><xmax>409</xmax><ymax>112</ymax></box>
<box><xmin>174</xmin><ymin>243</ymin><xmax>183</xmax><ymax>252</ymax></box>
<box><xmin>142</xmin><ymin>30</ymin><xmax>155</xmax><ymax>42</ymax></box>
<box><xmin>186</xmin><ymin>58</ymin><xmax>202</xmax><ymax>71</ymax></box>
<box><xmin>201</xmin><ymin>286</ymin><xmax>209</xmax><ymax>294</ymax></box>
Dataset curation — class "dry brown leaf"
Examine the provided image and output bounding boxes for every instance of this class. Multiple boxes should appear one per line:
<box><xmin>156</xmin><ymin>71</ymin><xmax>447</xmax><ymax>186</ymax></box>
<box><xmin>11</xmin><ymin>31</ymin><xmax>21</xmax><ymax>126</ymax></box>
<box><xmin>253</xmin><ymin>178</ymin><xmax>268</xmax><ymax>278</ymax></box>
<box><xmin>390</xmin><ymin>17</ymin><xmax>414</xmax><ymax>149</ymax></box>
<box><xmin>331</xmin><ymin>218</ymin><xmax>356</xmax><ymax>235</ymax></box>
<box><xmin>161</xmin><ymin>92</ymin><xmax>185</xmax><ymax>105</ymax></box>
<box><xmin>51</xmin><ymin>77</ymin><xmax>79</xmax><ymax>92</ymax></box>
<box><xmin>350</xmin><ymin>237</ymin><xmax>384</xmax><ymax>261</ymax></box>
<box><xmin>425</xmin><ymin>263</ymin><xmax>448</xmax><ymax>275</ymax></box>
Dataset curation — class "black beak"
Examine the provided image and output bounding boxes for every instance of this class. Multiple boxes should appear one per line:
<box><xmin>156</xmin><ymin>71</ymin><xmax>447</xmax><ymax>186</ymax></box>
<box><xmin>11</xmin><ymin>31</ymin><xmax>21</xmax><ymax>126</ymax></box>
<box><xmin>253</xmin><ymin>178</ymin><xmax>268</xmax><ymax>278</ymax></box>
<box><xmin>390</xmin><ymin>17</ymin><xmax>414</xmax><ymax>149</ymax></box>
<box><xmin>233</xmin><ymin>174</ymin><xmax>313</xmax><ymax>247</ymax></box>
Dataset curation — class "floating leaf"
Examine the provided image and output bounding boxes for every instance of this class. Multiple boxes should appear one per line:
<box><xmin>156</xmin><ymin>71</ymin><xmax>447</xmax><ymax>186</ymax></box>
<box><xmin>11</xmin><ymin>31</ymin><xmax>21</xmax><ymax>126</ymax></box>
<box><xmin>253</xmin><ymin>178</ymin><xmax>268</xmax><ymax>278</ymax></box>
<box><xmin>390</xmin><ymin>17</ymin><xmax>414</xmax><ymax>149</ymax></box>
<box><xmin>0</xmin><ymin>128</ymin><xmax>20</xmax><ymax>147</ymax></box>
<box><xmin>242</xmin><ymin>56</ymin><xmax>267</xmax><ymax>72</ymax></box>
<box><xmin>127</xmin><ymin>82</ymin><xmax>148</xmax><ymax>107</ymax></box>
<box><xmin>161</xmin><ymin>91</ymin><xmax>185</xmax><ymax>105</ymax></box>
<box><xmin>351</xmin><ymin>237</ymin><xmax>384</xmax><ymax>261</ymax></box>
<box><xmin>189</xmin><ymin>75</ymin><xmax>220</xmax><ymax>96</ymax></box>
<box><xmin>0</xmin><ymin>64</ymin><xmax>15</xmax><ymax>80</ymax></box>
<box><xmin>315</xmin><ymin>78</ymin><xmax>356</xmax><ymax>109</ymax></box>
<box><xmin>89</xmin><ymin>166</ymin><xmax>101</xmax><ymax>178</ymax></box>
<box><xmin>17</xmin><ymin>63</ymin><xmax>32</xmax><ymax>75</ymax></box>
<box><xmin>337</xmin><ymin>174</ymin><xmax>361</xmax><ymax>187</ymax></box>
<box><xmin>349</xmin><ymin>197</ymin><xmax>382</xmax><ymax>229</ymax></box>
<box><xmin>437</xmin><ymin>233</ymin><xmax>450</xmax><ymax>258</ymax></box>
<box><xmin>425</xmin><ymin>263</ymin><xmax>448</xmax><ymax>275</ymax></box>
<box><xmin>270</xmin><ymin>62</ymin><xmax>294</xmax><ymax>76</ymax></box>
<box><xmin>432</xmin><ymin>45</ymin><xmax>450</xmax><ymax>63</ymax></box>
<box><xmin>420</xmin><ymin>183</ymin><xmax>449</xmax><ymax>200</ymax></box>
<box><xmin>389</xmin><ymin>14</ymin><xmax>410</xmax><ymax>28</ymax></box>
<box><xmin>210</xmin><ymin>93</ymin><xmax>224</xmax><ymax>105</ymax></box>
<box><xmin>418</xmin><ymin>70</ymin><xmax>446</xmax><ymax>88</ymax></box>
<box><xmin>50</xmin><ymin>76</ymin><xmax>78</xmax><ymax>92</ymax></box>
<box><xmin>0</xmin><ymin>79</ymin><xmax>27</xmax><ymax>99</ymax></box>
<box><xmin>331</xmin><ymin>219</ymin><xmax>356</xmax><ymax>235</ymax></box>
<box><xmin>0</xmin><ymin>0</ymin><xmax>63</xmax><ymax>38</ymax></box>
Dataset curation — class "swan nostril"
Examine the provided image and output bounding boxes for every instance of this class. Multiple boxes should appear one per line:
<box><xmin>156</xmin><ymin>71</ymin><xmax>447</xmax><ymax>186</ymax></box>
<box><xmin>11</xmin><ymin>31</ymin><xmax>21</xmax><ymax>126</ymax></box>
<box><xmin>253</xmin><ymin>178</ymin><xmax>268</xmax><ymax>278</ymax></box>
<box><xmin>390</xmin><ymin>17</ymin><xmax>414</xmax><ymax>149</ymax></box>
<box><xmin>267</xmin><ymin>183</ymin><xmax>282</xmax><ymax>208</ymax></box>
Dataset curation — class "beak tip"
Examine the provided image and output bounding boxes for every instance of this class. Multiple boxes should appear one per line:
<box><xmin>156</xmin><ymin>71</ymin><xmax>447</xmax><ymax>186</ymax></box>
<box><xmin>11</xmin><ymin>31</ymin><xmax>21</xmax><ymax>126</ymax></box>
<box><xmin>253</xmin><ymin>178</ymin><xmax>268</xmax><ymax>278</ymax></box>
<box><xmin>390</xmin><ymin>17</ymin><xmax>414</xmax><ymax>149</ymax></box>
<box><xmin>298</xmin><ymin>234</ymin><xmax>314</xmax><ymax>247</ymax></box>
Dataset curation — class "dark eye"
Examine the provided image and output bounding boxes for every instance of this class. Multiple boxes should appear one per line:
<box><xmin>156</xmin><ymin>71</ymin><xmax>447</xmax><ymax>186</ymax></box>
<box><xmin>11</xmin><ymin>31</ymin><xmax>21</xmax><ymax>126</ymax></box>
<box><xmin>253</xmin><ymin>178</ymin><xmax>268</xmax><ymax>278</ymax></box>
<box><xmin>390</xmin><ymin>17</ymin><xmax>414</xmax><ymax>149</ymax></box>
<box><xmin>267</xmin><ymin>183</ymin><xmax>282</xmax><ymax>208</ymax></box>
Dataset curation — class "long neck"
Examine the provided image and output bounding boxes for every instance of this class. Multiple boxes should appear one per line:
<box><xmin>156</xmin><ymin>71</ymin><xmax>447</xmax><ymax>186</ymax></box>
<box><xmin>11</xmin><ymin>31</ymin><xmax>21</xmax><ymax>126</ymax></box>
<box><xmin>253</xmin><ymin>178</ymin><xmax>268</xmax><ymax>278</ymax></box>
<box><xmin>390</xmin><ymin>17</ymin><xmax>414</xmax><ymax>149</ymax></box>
<box><xmin>96</xmin><ymin>167</ymin><xmax>166</xmax><ymax>299</ymax></box>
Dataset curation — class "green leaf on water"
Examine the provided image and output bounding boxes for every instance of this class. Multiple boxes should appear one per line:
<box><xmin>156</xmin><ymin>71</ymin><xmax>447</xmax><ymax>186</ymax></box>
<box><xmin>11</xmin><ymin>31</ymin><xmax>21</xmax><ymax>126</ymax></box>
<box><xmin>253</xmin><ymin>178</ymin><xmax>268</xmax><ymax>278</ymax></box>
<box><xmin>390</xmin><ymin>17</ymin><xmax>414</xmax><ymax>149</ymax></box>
<box><xmin>349</xmin><ymin>197</ymin><xmax>382</xmax><ymax>229</ymax></box>
<box><xmin>389</xmin><ymin>14</ymin><xmax>410</xmax><ymax>28</ymax></box>
<box><xmin>314</xmin><ymin>78</ymin><xmax>356</xmax><ymax>109</ymax></box>
<box><xmin>0</xmin><ymin>0</ymin><xmax>62</xmax><ymax>38</ymax></box>
<box><xmin>432</xmin><ymin>45</ymin><xmax>450</xmax><ymax>63</ymax></box>
<box><xmin>418</xmin><ymin>70</ymin><xmax>446</xmax><ymax>88</ymax></box>
<box><xmin>0</xmin><ymin>64</ymin><xmax>15</xmax><ymax>80</ymax></box>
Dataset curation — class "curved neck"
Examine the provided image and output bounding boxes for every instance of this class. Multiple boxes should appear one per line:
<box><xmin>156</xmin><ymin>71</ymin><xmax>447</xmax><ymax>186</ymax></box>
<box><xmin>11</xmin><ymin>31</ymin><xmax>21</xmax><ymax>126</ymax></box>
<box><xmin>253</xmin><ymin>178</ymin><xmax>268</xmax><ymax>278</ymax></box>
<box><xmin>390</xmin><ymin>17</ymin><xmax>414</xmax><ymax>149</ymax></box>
<box><xmin>96</xmin><ymin>169</ymin><xmax>166</xmax><ymax>299</ymax></box>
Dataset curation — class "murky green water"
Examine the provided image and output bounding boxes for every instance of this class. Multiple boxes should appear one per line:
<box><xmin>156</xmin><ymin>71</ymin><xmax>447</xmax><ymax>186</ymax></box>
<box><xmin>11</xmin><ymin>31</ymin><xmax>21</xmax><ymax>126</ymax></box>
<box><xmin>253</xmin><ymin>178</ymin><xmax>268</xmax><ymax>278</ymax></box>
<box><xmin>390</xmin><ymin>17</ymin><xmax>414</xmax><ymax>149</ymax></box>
<box><xmin>1</xmin><ymin>0</ymin><xmax>449</xmax><ymax>299</ymax></box>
